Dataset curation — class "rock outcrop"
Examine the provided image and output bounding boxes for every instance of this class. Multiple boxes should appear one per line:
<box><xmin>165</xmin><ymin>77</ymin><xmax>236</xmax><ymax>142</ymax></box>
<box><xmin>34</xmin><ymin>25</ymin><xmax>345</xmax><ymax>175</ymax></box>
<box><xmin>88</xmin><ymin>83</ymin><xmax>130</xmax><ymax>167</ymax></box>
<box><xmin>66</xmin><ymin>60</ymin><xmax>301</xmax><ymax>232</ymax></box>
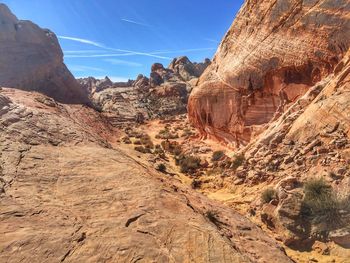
<box><xmin>0</xmin><ymin>88</ymin><xmax>292</xmax><ymax>263</ymax></box>
<box><xmin>79</xmin><ymin>57</ymin><xmax>210</xmax><ymax>126</ymax></box>
<box><xmin>188</xmin><ymin>0</ymin><xmax>350</xmax><ymax>147</ymax></box>
<box><xmin>229</xmin><ymin>48</ymin><xmax>350</xmax><ymax>250</ymax></box>
<box><xmin>0</xmin><ymin>4</ymin><xmax>89</xmax><ymax>104</ymax></box>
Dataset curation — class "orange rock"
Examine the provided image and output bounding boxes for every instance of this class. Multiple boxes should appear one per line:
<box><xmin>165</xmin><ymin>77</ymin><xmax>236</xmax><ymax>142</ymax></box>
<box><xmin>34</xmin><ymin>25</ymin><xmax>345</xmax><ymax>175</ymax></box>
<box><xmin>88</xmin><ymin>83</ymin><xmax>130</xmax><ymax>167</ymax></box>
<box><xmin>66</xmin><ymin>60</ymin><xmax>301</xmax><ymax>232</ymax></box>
<box><xmin>188</xmin><ymin>0</ymin><xmax>350</xmax><ymax>147</ymax></box>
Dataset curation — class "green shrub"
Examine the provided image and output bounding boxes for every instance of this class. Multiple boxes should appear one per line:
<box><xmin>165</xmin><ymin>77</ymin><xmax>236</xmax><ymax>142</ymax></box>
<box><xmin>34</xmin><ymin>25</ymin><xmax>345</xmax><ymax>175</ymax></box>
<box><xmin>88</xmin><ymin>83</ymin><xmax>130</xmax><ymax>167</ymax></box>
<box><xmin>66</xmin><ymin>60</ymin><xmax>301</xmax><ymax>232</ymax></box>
<box><xmin>211</xmin><ymin>151</ymin><xmax>225</xmax><ymax>162</ymax></box>
<box><xmin>301</xmin><ymin>178</ymin><xmax>347</xmax><ymax>237</ymax></box>
<box><xmin>230</xmin><ymin>154</ymin><xmax>245</xmax><ymax>170</ymax></box>
<box><xmin>134</xmin><ymin>146</ymin><xmax>151</xmax><ymax>154</ymax></box>
<box><xmin>156</xmin><ymin>163</ymin><xmax>167</xmax><ymax>173</ymax></box>
<box><xmin>177</xmin><ymin>155</ymin><xmax>201</xmax><ymax>174</ymax></box>
<box><xmin>261</xmin><ymin>188</ymin><xmax>277</xmax><ymax>204</ymax></box>
<box><xmin>304</xmin><ymin>178</ymin><xmax>332</xmax><ymax>201</ymax></box>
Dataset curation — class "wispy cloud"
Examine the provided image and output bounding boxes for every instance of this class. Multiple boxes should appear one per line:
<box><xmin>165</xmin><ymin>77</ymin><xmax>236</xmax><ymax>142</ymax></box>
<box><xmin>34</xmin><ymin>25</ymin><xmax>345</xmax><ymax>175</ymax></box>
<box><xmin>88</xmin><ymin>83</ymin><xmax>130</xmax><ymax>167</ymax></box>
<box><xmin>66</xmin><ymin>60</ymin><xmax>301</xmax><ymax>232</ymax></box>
<box><xmin>152</xmin><ymin>47</ymin><xmax>216</xmax><ymax>54</ymax></box>
<box><xmin>121</xmin><ymin>18</ymin><xmax>150</xmax><ymax>27</ymax></box>
<box><xmin>203</xmin><ymin>38</ymin><xmax>220</xmax><ymax>44</ymax></box>
<box><xmin>58</xmin><ymin>36</ymin><xmax>104</xmax><ymax>48</ymax></box>
<box><xmin>64</xmin><ymin>50</ymin><xmax>107</xmax><ymax>54</ymax></box>
<box><xmin>69</xmin><ymin>65</ymin><xmax>105</xmax><ymax>72</ymax></box>
<box><xmin>59</xmin><ymin>35</ymin><xmax>171</xmax><ymax>60</ymax></box>
<box><xmin>104</xmin><ymin>58</ymin><xmax>142</xmax><ymax>67</ymax></box>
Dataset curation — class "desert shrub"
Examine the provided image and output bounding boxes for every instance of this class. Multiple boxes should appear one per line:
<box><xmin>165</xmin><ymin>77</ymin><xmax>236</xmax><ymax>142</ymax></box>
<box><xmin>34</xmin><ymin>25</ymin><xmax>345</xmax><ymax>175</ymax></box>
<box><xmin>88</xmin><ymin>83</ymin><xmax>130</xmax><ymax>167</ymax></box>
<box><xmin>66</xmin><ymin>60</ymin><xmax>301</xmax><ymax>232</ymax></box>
<box><xmin>181</xmin><ymin>128</ymin><xmax>193</xmax><ymax>138</ymax></box>
<box><xmin>230</xmin><ymin>154</ymin><xmax>245</xmax><ymax>170</ymax></box>
<box><xmin>211</xmin><ymin>151</ymin><xmax>225</xmax><ymax>162</ymax></box>
<box><xmin>191</xmin><ymin>179</ymin><xmax>202</xmax><ymax>189</ymax></box>
<box><xmin>153</xmin><ymin>144</ymin><xmax>164</xmax><ymax>154</ymax></box>
<box><xmin>157</xmin><ymin>128</ymin><xmax>179</xmax><ymax>140</ymax></box>
<box><xmin>177</xmin><ymin>155</ymin><xmax>201</xmax><ymax>174</ymax></box>
<box><xmin>261</xmin><ymin>188</ymin><xmax>278</xmax><ymax>204</ymax></box>
<box><xmin>304</xmin><ymin>178</ymin><xmax>332</xmax><ymax>201</ymax></box>
<box><xmin>156</xmin><ymin>163</ymin><xmax>167</xmax><ymax>173</ymax></box>
<box><xmin>122</xmin><ymin>136</ymin><xmax>131</xmax><ymax>144</ymax></box>
<box><xmin>134</xmin><ymin>146</ymin><xmax>151</xmax><ymax>154</ymax></box>
<box><xmin>140</xmin><ymin>134</ymin><xmax>154</xmax><ymax>149</ymax></box>
<box><xmin>301</xmin><ymin>178</ymin><xmax>348</xmax><ymax>238</ymax></box>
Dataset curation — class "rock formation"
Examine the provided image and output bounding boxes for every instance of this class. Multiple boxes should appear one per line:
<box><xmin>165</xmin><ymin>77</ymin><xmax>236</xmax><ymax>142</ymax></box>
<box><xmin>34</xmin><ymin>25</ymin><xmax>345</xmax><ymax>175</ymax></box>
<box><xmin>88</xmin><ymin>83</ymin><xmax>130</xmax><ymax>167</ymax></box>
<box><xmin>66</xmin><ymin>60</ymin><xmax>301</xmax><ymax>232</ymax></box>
<box><xmin>79</xmin><ymin>56</ymin><xmax>211</xmax><ymax>126</ymax></box>
<box><xmin>0</xmin><ymin>4</ymin><xmax>89</xmax><ymax>104</ymax></box>
<box><xmin>188</xmin><ymin>0</ymin><xmax>350</xmax><ymax>147</ymax></box>
<box><xmin>0</xmin><ymin>88</ymin><xmax>292</xmax><ymax>263</ymax></box>
<box><xmin>237</xmin><ymin>48</ymin><xmax>350</xmax><ymax>246</ymax></box>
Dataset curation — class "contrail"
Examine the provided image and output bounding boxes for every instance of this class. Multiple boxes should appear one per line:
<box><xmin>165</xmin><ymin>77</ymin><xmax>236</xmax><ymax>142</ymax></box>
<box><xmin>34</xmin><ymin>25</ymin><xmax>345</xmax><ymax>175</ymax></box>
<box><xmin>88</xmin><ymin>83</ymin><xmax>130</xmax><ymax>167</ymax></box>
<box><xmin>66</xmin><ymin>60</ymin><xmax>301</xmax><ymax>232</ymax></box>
<box><xmin>121</xmin><ymin>18</ymin><xmax>150</xmax><ymax>27</ymax></box>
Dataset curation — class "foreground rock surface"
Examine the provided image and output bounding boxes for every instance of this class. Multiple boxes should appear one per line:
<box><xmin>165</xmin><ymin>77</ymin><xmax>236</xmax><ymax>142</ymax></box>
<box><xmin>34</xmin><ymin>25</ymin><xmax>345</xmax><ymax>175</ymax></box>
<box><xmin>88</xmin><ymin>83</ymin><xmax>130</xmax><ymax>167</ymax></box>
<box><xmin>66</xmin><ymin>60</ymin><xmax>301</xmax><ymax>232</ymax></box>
<box><xmin>0</xmin><ymin>4</ymin><xmax>89</xmax><ymax>104</ymax></box>
<box><xmin>188</xmin><ymin>0</ymin><xmax>350</xmax><ymax>147</ymax></box>
<box><xmin>0</xmin><ymin>88</ymin><xmax>292</xmax><ymax>262</ymax></box>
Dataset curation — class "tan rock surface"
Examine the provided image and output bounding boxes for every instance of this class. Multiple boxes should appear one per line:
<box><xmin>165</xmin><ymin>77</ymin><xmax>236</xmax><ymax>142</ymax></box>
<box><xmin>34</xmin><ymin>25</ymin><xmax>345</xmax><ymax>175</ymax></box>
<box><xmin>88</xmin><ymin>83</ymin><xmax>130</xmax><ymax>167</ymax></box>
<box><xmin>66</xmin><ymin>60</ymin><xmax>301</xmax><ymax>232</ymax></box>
<box><xmin>188</xmin><ymin>0</ymin><xmax>350</xmax><ymax>147</ymax></box>
<box><xmin>0</xmin><ymin>88</ymin><xmax>292</xmax><ymax>262</ymax></box>
<box><xmin>0</xmin><ymin>4</ymin><xmax>89</xmax><ymax>104</ymax></box>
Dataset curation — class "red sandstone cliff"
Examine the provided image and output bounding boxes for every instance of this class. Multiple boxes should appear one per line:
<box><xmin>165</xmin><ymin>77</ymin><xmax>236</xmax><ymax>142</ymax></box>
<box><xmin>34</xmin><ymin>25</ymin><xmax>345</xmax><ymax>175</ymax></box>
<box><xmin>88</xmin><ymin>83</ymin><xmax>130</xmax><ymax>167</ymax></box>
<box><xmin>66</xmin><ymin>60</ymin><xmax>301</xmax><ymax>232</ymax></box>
<box><xmin>188</xmin><ymin>0</ymin><xmax>350</xmax><ymax>147</ymax></box>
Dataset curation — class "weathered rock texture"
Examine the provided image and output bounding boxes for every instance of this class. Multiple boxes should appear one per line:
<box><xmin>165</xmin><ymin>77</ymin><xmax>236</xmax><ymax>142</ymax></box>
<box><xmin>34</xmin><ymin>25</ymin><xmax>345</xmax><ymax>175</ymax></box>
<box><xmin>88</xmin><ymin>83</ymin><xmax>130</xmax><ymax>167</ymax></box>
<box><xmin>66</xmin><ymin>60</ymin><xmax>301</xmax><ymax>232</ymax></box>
<box><xmin>188</xmin><ymin>0</ymin><xmax>350</xmax><ymax>147</ymax></box>
<box><xmin>0</xmin><ymin>88</ymin><xmax>292</xmax><ymax>263</ymax></box>
<box><xmin>230</xmin><ymin>49</ymin><xmax>350</xmax><ymax>250</ymax></box>
<box><xmin>0</xmin><ymin>4</ymin><xmax>89</xmax><ymax>104</ymax></box>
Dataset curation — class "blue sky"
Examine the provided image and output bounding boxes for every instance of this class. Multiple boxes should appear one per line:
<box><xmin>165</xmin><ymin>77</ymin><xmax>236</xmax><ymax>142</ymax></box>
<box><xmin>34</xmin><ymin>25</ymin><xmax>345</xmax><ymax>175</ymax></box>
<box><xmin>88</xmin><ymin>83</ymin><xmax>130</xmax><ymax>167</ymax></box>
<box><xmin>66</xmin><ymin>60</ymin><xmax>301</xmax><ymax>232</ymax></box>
<box><xmin>3</xmin><ymin>0</ymin><xmax>244</xmax><ymax>81</ymax></box>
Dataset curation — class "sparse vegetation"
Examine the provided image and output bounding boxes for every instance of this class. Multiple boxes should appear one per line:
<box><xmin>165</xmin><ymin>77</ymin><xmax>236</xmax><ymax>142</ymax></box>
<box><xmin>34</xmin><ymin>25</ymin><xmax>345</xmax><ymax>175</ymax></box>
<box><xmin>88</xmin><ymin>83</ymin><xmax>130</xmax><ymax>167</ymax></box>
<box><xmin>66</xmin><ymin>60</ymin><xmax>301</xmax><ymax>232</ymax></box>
<box><xmin>122</xmin><ymin>136</ymin><xmax>131</xmax><ymax>144</ymax></box>
<box><xmin>156</xmin><ymin>163</ymin><xmax>167</xmax><ymax>173</ymax></box>
<box><xmin>176</xmin><ymin>155</ymin><xmax>201</xmax><ymax>174</ymax></box>
<box><xmin>140</xmin><ymin>134</ymin><xmax>154</xmax><ymax>149</ymax></box>
<box><xmin>211</xmin><ymin>150</ymin><xmax>225</xmax><ymax>162</ymax></box>
<box><xmin>191</xmin><ymin>179</ymin><xmax>202</xmax><ymax>189</ymax></box>
<box><xmin>156</xmin><ymin>128</ymin><xmax>179</xmax><ymax>140</ymax></box>
<box><xmin>301</xmin><ymin>178</ymin><xmax>348</xmax><ymax>237</ymax></box>
<box><xmin>261</xmin><ymin>188</ymin><xmax>278</xmax><ymax>204</ymax></box>
<box><xmin>230</xmin><ymin>154</ymin><xmax>245</xmax><ymax>170</ymax></box>
<box><xmin>134</xmin><ymin>146</ymin><xmax>151</xmax><ymax>154</ymax></box>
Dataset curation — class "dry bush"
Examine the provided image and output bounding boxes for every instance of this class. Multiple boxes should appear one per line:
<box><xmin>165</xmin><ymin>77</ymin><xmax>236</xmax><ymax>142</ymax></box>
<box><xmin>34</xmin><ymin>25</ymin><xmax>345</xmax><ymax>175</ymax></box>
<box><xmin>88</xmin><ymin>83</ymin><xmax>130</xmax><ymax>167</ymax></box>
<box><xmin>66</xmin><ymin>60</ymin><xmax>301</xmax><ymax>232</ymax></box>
<box><xmin>261</xmin><ymin>188</ymin><xmax>277</xmax><ymax>204</ymax></box>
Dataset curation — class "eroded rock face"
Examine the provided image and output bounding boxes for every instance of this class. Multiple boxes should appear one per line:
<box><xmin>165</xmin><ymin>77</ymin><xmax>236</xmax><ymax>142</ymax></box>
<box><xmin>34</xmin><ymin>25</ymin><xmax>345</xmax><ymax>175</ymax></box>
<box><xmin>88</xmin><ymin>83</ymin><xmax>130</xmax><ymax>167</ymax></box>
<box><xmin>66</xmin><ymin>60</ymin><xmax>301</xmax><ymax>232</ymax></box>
<box><xmin>0</xmin><ymin>88</ymin><xmax>292</xmax><ymax>263</ymax></box>
<box><xmin>235</xmin><ymin>49</ymin><xmax>350</xmax><ymax>248</ymax></box>
<box><xmin>188</xmin><ymin>0</ymin><xmax>350</xmax><ymax>147</ymax></box>
<box><xmin>0</xmin><ymin>4</ymin><xmax>89</xmax><ymax>104</ymax></box>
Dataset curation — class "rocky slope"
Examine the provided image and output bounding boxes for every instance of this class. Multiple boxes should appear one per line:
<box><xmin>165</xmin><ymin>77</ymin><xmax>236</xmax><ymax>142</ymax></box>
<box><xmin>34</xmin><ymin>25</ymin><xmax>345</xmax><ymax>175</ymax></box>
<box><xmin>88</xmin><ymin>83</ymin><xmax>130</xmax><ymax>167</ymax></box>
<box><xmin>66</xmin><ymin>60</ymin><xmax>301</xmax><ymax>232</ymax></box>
<box><xmin>188</xmin><ymin>0</ymin><xmax>350</xmax><ymax>147</ymax></box>
<box><xmin>0</xmin><ymin>4</ymin><xmax>89</xmax><ymax>104</ymax></box>
<box><xmin>229</xmin><ymin>48</ymin><xmax>350</xmax><ymax>248</ymax></box>
<box><xmin>0</xmin><ymin>88</ymin><xmax>292</xmax><ymax>263</ymax></box>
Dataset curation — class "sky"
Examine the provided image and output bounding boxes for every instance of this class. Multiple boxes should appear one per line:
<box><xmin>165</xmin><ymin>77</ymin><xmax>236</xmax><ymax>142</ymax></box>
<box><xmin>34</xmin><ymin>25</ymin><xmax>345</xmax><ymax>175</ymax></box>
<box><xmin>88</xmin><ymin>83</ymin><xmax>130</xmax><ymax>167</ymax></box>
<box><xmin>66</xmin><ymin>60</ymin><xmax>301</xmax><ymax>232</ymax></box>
<box><xmin>2</xmin><ymin>0</ymin><xmax>244</xmax><ymax>82</ymax></box>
